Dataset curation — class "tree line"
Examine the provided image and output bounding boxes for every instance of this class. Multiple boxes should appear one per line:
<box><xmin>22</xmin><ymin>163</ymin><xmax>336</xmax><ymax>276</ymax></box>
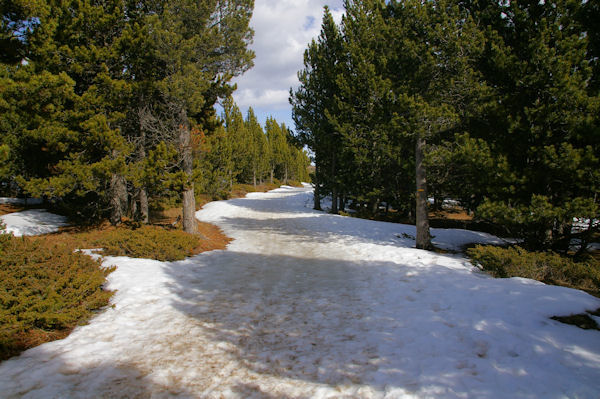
<box><xmin>0</xmin><ymin>0</ymin><xmax>309</xmax><ymax>233</ymax></box>
<box><xmin>291</xmin><ymin>0</ymin><xmax>599</xmax><ymax>253</ymax></box>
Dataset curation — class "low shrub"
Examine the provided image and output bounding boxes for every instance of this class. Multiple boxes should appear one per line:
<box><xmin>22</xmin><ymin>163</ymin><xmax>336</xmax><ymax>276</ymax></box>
<box><xmin>0</xmin><ymin>233</ymin><xmax>114</xmax><ymax>360</ymax></box>
<box><xmin>90</xmin><ymin>225</ymin><xmax>202</xmax><ymax>261</ymax></box>
<box><xmin>467</xmin><ymin>245</ymin><xmax>600</xmax><ymax>295</ymax></box>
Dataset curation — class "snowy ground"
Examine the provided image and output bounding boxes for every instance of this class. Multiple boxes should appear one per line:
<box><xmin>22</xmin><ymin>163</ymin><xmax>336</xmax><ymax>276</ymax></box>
<box><xmin>0</xmin><ymin>185</ymin><xmax>599</xmax><ymax>398</ymax></box>
<box><xmin>0</xmin><ymin>209</ymin><xmax>68</xmax><ymax>236</ymax></box>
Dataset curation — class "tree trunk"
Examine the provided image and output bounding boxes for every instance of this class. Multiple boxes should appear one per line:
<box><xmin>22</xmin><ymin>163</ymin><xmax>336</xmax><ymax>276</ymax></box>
<box><xmin>330</xmin><ymin>151</ymin><xmax>338</xmax><ymax>214</ymax></box>
<box><xmin>339</xmin><ymin>195</ymin><xmax>345</xmax><ymax>212</ymax></box>
<box><xmin>270</xmin><ymin>168</ymin><xmax>274</xmax><ymax>184</ymax></box>
<box><xmin>313</xmin><ymin>164</ymin><xmax>322</xmax><ymax>211</ymax></box>
<box><xmin>137</xmin><ymin>130</ymin><xmax>149</xmax><ymax>224</ymax></box>
<box><xmin>331</xmin><ymin>188</ymin><xmax>338</xmax><ymax>214</ymax></box>
<box><xmin>139</xmin><ymin>187</ymin><xmax>149</xmax><ymax>224</ymax></box>
<box><xmin>180</xmin><ymin>123</ymin><xmax>196</xmax><ymax>234</ymax></box>
<box><xmin>415</xmin><ymin>134</ymin><xmax>432</xmax><ymax>250</ymax></box>
<box><xmin>109</xmin><ymin>174</ymin><xmax>127</xmax><ymax>225</ymax></box>
<box><xmin>284</xmin><ymin>165</ymin><xmax>288</xmax><ymax>184</ymax></box>
<box><xmin>370</xmin><ymin>198</ymin><xmax>378</xmax><ymax>216</ymax></box>
<box><xmin>253</xmin><ymin>169</ymin><xmax>257</xmax><ymax>189</ymax></box>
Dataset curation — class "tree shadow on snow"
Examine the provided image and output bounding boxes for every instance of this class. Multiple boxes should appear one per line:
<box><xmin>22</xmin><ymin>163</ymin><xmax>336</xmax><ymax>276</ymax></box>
<box><xmin>0</xmin><ymin>353</ymin><xmax>198</xmax><ymax>398</ymax></box>
<box><xmin>162</xmin><ymin>250</ymin><xmax>600</xmax><ymax>397</ymax></box>
<box><xmin>216</xmin><ymin>215</ymin><xmax>502</xmax><ymax>251</ymax></box>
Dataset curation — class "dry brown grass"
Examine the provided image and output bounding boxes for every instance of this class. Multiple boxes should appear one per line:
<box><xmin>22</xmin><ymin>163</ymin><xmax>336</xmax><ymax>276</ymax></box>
<box><xmin>0</xmin><ymin>204</ymin><xmax>25</xmax><ymax>216</ymax></box>
<box><xmin>196</xmin><ymin>221</ymin><xmax>232</xmax><ymax>252</ymax></box>
<box><xmin>429</xmin><ymin>207</ymin><xmax>473</xmax><ymax>221</ymax></box>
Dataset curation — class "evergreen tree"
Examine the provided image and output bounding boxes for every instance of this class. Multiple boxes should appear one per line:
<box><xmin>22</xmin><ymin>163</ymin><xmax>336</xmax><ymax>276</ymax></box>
<box><xmin>245</xmin><ymin>107</ymin><xmax>269</xmax><ymax>187</ymax></box>
<box><xmin>1</xmin><ymin>0</ymin><xmax>255</xmax><ymax>231</ymax></box>
<box><xmin>456</xmin><ymin>0</ymin><xmax>600</xmax><ymax>251</ymax></box>
<box><xmin>265</xmin><ymin>117</ymin><xmax>285</xmax><ymax>183</ymax></box>
<box><xmin>384</xmin><ymin>0</ymin><xmax>486</xmax><ymax>249</ymax></box>
<box><xmin>291</xmin><ymin>6</ymin><xmax>344</xmax><ymax>211</ymax></box>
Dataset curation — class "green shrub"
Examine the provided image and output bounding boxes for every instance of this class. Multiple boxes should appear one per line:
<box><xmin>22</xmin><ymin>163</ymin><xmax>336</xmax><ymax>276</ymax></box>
<box><xmin>467</xmin><ymin>245</ymin><xmax>600</xmax><ymax>295</ymax></box>
<box><xmin>0</xmin><ymin>234</ymin><xmax>114</xmax><ymax>360</ymax></box>
<box><xmin>92</xmin><ymin>225</ymin><xmax>201</xmax><ymax>261</ymax></box>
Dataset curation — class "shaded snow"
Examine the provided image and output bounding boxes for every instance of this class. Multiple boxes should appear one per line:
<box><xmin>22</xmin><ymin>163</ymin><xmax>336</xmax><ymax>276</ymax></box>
<box><xmin>0</xmin><ymin>209</ymin><xmax>68</xmax><ymax>236</ymax></box>
<box><xmin>0</xmin><ymin>185</ymin><xmax>598</xmax><ymax>398</ymax></box>
<box><xmin>0</xmin><ymin>197</ymin><xmax>43</xmax><ymax>205</ymax></box>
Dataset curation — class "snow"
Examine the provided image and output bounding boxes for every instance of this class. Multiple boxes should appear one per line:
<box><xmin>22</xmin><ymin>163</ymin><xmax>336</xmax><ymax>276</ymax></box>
<box><xmin>0</xmin><ymin>185</ymin><xmax>599</xmax><ymax>398</ymax></box>
<box><xmin>0</xmin><ymin>197</ymin><xmax>43</xmax><ymax>205</ymax></box>
<box><xmin>0</xmin><ymin>209</ymin><xmax>68</xmax><ymax>236</ymax></box>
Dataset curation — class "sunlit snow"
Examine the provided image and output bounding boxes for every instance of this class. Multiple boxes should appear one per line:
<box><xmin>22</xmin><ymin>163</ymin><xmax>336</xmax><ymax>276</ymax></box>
<box><xmin>0</xmin><ymin>185</ymin><xmax>598</xmax><ymax>398</ymax></box>
<box><xmin>0</xmin><ymin>209</ymin><xmax>68</xmax><ymax>236</ymax></box>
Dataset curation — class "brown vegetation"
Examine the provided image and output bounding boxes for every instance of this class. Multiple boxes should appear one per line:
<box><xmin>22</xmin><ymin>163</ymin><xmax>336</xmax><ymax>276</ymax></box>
<box><xmin>468</xmin><ymin>245</ymin><xmax>600</xmax><ymax>297</ymax></box>
<box><xmin>0</xmin><ymin>204</ymin><xmax>26</xmax><ymax>216</ymax></box>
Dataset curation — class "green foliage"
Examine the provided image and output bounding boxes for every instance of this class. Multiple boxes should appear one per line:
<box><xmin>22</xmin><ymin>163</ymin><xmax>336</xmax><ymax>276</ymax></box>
<box><xmin>291</xmin><ymin>6</ymin><xmax>345</xmax><ymax>210</ymax></box>
<box><xmin>1</xmin><ymin>0</ymin><xmax>256</xmax><ymax>225</ymax></box>
<box><xmin>0</xmin><ymin>233</ymin><xmax>114</xmax><ymax>359</ymax></box>
<box><xmin>467</xmin><ymin>245</ymin><xmax>600</xmax><ymax>295</ymax></box>
<box><xmin>478</xmin><ymin>196</ymin><xmax>599</xmax><ymax>251</ymax></box>
<box><xmin>92</xmin><ymin>226</ymin><xmax>201</xmax><ymax>261</ymax></box>
<box><xmin>0</xmin><ymin>144</ymin><xmax>9</xmax><ymax>180</ymax></box>
<box><xmin>292</xmin><ymin>0</ymin><xmax>599</xmax><ymax>249</ymax></box>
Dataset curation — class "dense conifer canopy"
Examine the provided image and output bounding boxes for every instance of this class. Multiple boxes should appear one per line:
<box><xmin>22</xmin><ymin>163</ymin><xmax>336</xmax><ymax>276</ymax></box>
<box><xmin>291</xmin><ymin>0</ymin><xmax>599</xmax><ymax>251</ymax></box>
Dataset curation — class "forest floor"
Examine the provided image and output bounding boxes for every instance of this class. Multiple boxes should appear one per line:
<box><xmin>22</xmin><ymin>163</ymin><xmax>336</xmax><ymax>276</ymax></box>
<box><xmin>0</xmin><ymin>185</ymin><xmax>599</xmax><ymax>398</ymax></box>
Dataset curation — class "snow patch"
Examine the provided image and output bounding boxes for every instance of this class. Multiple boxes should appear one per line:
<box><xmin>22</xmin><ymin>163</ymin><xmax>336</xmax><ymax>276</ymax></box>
<box><xmin>1</xmin><ymin>209</ymin><xmax>68</xmax><ymax>236</ymax></box>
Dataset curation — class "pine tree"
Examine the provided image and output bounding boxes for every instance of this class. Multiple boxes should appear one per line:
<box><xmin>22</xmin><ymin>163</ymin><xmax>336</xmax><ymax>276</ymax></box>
<box><xmin>384</xmin><ymin>0</ymin><xmax>486</xmax><ymax>249</ymax></box>
<box><xmin>245</xmin><ymin>107</ymin><xmax>269</xmax><ymax>187</ymax></box>
<box><xmin>1</xmin><ymin>0</ymin><xmax>255</xmax><ymax>231</ymax></box>
<box><xmin>291</xmin><ymin>6</ymin><xmax>344</xmax><ymax>211</ymax></box>
<box><xmin>458</xmin><ymin>0</ymin><xmax>600</xmax><ymax>251</ymax></box>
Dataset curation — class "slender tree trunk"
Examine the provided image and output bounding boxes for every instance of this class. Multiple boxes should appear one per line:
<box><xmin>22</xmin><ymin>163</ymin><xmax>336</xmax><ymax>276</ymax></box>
<box><xmin>339</xmin><ymin>195</ymin><xmax>345</xmax><ymax>212</ymax></box>
<box><xmin>253</xmin><ymin>168</ymin><xmax>257</xmax><ymax>189</ymax></box>
<box><xmin>130</xmin><ymin>197</ymin><xmax>138</xmax><ymax>219</ymax></box>
<box><xmin>270</xmin><ymin>168</ymin><xmax>274</xmax><ymax>184</ymax></box>
<box><xmin>370</xmin><ymin>198</ymin><xmax>378</xmax><ymax>216</ymax></box>
<box><xmin>415</xmin><ymin>134</ymin><xmax>432</xmax><ymax>250</ymax></box>
<box><xmin>331</xmin><ymin>188</ymin><xmax>338</xmax><ymax>214</ymax></box>
<box><xmin>284</xmin><ymin>165</ymin><xmax>288</xmax><ymax>184</ymax></box>
<box><xmin>136</xmin><ymin>134</ymin><xmax>149</xmax><ymax>224</ymax></box>
<box><xmin>180</xmin><ymin>122</ymin><xmax>196</xmax><ymax>234</ymax></box>
<box><xmin>139</xmin><ymin>187</ymin><xmax>149</xmax><ymax>224</ymax></box>
<box><xmin>313</xmin><ymin>164</ymin><xmax>322</xmax><ymax>211</ymax></box>
<box><xmin>109</xmin><ymin>174</ymin><xmax>127</xmax><ymax>225</ymax></box>
<box><xmin>330</xmin><ymin>152</ymin><xmax>338</xmax><ymax>214</ymax></box>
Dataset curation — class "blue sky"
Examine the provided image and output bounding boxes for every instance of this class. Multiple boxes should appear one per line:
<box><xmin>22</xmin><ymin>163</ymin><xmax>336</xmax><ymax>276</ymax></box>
<box><xmin>226</xmin><ymin>0</ymin><xmax>345</xmax><ymax>131</ymax></box>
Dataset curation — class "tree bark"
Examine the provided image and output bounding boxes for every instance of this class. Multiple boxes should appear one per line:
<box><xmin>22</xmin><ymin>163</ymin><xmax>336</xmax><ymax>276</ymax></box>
<box><xmin>253</xmin><ymin>169</ymin><xmax>257</xmax><ymax>189</ymax></box>
<box><xmin>109</xmin><ymin>173</ymin><xmax>128</xmax><ymax>225</ymax></box>
<box><xmin>415</xmin><ymin>134</ymin><xmax>433</xmax><ymax>250</ymax></box>
<box><xmin>180</xmin><ymin>122</ymin><xmax>196</xmax><ymax>234</ymax></box>
<box><xmin>138</xmin><ymin>187</ymin><xmax>149</xmax><ymax>224</ymax></box>
<box><xmin>313</xmin><ymin>164</ymin><xmax>322</xmax><ymax>211</ymax></box>
<box><xmin>138</xmin><ymin>129</ymin><xmax>149</xmax><ymax>224</ymax></box>
<box><xmin>330</xmin><ymin>151</ymin><xmax>338</xmax><ymax>214</ymax></box>
<box><xmin>331</xmin><ymin>187</ymin><xmax>338</xmax><ymax>214</ymax></box>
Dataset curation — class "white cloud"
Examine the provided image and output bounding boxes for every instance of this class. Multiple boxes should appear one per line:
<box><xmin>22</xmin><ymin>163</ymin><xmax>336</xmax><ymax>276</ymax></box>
<box><xmin>235</xmin><ymin>88</ymin><xmax>290</xmax><ymax>109</ymax></box>
<box><xmin>232</xmin><ymin>0</ymin><xmax>345</xmax><ymax>125</ymax></box>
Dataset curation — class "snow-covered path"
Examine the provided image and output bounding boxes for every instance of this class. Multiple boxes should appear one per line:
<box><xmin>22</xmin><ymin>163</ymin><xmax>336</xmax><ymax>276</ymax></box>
<box><xmin>1</xmin><ymin>185</ymin><xmax>599</xmax><ymax>398</ymax></box>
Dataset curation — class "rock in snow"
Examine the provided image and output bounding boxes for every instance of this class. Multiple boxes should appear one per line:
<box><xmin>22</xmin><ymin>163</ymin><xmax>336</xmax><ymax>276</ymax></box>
<box><xmin>0</xmin><ymin>185</ymin><xmax>598</xmax><ymax>398</ymax></box>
